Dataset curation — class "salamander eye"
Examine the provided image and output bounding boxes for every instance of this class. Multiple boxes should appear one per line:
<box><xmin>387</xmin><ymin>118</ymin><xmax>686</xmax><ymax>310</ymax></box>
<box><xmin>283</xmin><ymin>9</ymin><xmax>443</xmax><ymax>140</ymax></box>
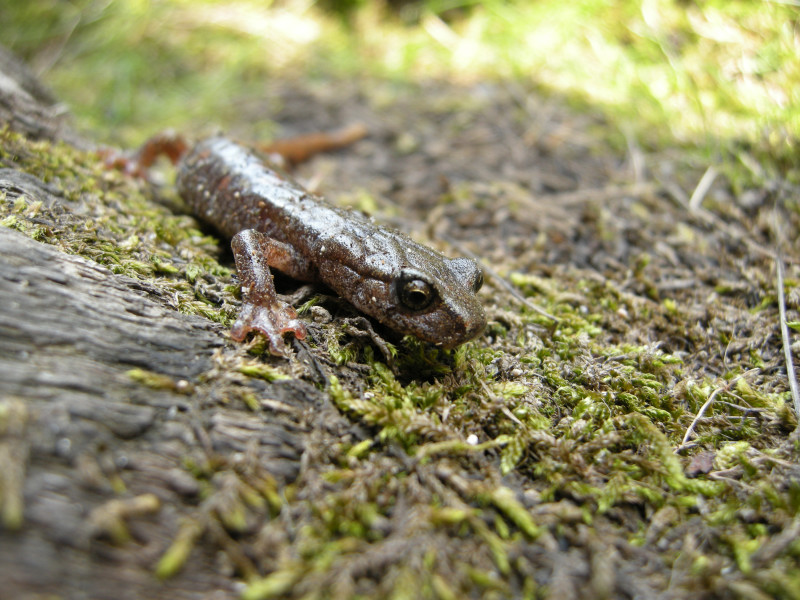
<box><xmin>397</xmin><ymin>271</ymin><xmax>436</xmax><ymax>311</ymax></box>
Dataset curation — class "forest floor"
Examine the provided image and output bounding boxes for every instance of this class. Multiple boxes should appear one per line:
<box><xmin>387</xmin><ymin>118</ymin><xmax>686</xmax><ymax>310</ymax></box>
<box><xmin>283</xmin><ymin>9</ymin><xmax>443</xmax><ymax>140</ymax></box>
<box><xmin>2</xmin><ymin>37</ymin><xmax>800</xmax><ymax>599</ymax></box>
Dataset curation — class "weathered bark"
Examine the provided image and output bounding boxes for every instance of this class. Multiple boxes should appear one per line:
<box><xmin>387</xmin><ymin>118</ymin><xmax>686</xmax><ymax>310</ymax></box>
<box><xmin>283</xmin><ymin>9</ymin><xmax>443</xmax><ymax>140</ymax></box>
<box><xmin>0</xmin><ymin>45</ymin><xmax>88</xmax><ymax>148</ymax></box>
<box><xmin>0</xmin><ymin>47</ymin><xmax>345</xmax><ymax>599</ymax></box>
<box><xmin>0</xmin><ymin>195</ymin><xmax>348</xmax><ymax>598</ymax></box>
<box><xmin>0</xmin><ymin>194</ymin><xmax>307</xmax><ymax>598</ymax></box>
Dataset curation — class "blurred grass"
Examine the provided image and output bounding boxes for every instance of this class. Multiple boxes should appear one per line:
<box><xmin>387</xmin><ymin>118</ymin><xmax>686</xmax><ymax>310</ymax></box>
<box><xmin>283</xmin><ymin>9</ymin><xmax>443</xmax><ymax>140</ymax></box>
<box><xmin>2</xmin><ymin>0</ymin><xmax>798</xmax><ymax>180</ymax></box>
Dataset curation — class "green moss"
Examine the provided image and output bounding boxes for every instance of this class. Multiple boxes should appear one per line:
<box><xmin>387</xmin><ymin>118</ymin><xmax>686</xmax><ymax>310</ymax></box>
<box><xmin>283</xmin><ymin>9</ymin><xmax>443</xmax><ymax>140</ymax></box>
<box><xmin>485</xmin><ymin>486</ymin><xmax>540</xmax><ymax>539</ymax></box>
<box><xmin>155</xmin><ymin>518</ymin><xmax>204</xmax><ymax>579</ymax></box>
<box><xmin>0</xmin><ymin>126</ymin><xmax>239</xmax><ymax>330</ymax></box>
<box><xmin>242</xmin><ymin>570</ymin><xmax>301</xmax><ymax>600</ymax></box>
<box><xmin>237</xmin><ymin>362</ymin><xmax>292</xmax><ymax>382</ymax></box>
<box><xmin>127</xmin><ymin>368</ymin><xmax>194</xmax><ymax>394</ymax></box>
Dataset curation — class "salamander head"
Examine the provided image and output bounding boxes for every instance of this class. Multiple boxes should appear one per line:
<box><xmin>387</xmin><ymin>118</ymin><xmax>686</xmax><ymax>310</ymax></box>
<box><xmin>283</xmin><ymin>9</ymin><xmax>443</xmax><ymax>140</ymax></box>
<box><xmin>389</xmin><ymin>256</ymin><xmax>486</xmax><ymax>348</ymax></box>
<box><xmin>319</xmin><ymin>239</ymin><xmax>487</xmax><ymax>348</ymax></box>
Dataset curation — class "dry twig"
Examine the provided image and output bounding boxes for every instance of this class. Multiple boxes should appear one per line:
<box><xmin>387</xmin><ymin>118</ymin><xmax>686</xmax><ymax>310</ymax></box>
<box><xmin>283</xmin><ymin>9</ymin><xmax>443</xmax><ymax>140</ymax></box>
<box><xmin>688</xmin><ymin>166</ymin><xmax>717</xmax><ymax>211</ymax></box>
<box><xmin>438</xmin><ymin>232</ymin><xmax>561</xmax><ymax>323</ymax></box>
<box><xmin>776</xmin><ymin>251</ymin><xmax>800</xmax><ymax>425</ymax></box>
<box><xmin>772</xmin><ymin>200</ymin><xmax>800</xmax><ymax>429</ymax></box>
<box><xmin>677</xmin><ymin>369</ymin><xmax>760</xmax><ymax>450</ymax></box>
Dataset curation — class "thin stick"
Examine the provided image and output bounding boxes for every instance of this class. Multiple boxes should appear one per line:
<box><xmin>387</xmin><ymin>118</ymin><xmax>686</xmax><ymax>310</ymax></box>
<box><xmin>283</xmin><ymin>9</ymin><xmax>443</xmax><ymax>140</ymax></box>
<box><xmin>776</xmin><ymin>252</ymin><xmax>800</xmax><ymax>422</ymax></box>
<box><xmin>441</xmin><ymin>234</ymin><xmax>560</xmax><ymax>323</ymax></box>
<box><xmin>680</xmin><ymin>387</ymin><xmax>725</xmax><ymax>448</ymax></box>
<box><xmin>661</xmin><ymin>178</ymin><xmax>798</xmax><ymax>265</ymax></box>
<box><xmin>688</xmin><ymin>166</ymin><xmax>717</xmax><ymax>211</ymax></box>
<box><xmin>772</xmin><ymin>197</ymin><xmax>800</xmax><ymax>428</ymax></box>
<box><xmin>480</xmin><ymin>380</ymin><xmax>524</xmax><ymax>427</ymax></box>
<box><xmin>679</xmin><ymin>370</ymin><xmax>759</xmax><ymax>449</ymax></box>
<box><xmin>524</xmin><ymin>182</ymin><xmax>658</xmax><ymax>208</ymax></box>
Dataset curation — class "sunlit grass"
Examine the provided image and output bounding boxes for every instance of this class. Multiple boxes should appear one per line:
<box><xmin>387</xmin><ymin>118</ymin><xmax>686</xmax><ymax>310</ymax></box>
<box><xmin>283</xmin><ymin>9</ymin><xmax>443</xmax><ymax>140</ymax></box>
<box><xmin>3</xmin><ymin>0</ymin><xmax>334</xmax><ymax>142</ymax></box>
<box><xmin>348</xmin><ymin>1</ymin><xmax>798</xmax><ymax>154</ymax></box>
<box><xmin>3</xmin><ymin>0</ymin><xmax>798</xmax><ymax>176</ymax></box>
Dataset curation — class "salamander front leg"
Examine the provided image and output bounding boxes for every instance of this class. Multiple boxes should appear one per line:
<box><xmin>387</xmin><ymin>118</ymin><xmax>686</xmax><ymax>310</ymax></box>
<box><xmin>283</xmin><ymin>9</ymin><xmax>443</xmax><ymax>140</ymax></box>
<box><xmin>230</xmin><ymin>230</ymin><xmax>308</xmax><ymax>356</ymax></box>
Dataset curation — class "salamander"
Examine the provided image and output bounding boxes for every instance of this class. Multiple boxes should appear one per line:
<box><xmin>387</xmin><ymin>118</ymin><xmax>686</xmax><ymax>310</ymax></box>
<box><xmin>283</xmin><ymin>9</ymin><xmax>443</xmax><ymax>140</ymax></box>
<box><xmin>119</xmin><ymin>132</ymin><xmax>487</xmax><ymax>356</ymax></box>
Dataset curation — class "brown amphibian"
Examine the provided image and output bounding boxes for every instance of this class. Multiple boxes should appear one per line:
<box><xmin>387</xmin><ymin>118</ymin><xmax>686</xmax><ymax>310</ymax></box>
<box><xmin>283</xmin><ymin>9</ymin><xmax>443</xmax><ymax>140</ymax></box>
<box><xmin>116</xmin><ymin>133</ymin><xmax>486</xmax><ymax>355</ymax></box>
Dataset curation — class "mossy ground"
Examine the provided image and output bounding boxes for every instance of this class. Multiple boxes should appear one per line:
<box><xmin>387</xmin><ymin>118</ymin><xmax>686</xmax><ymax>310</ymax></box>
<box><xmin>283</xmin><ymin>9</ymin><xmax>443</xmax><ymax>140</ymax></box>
<box><xmin>3</xmin><ymin>2</ymin><xmax>800</xmax><ymax>599</ymax></box>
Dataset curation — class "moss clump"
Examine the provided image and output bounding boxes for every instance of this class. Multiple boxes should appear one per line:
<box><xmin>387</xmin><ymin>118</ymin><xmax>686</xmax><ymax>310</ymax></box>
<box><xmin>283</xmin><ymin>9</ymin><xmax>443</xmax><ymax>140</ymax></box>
<box><xmin>0</xmin><ymin>126</ymin><xmax>238</xmax><ymax>327</ymax></box>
